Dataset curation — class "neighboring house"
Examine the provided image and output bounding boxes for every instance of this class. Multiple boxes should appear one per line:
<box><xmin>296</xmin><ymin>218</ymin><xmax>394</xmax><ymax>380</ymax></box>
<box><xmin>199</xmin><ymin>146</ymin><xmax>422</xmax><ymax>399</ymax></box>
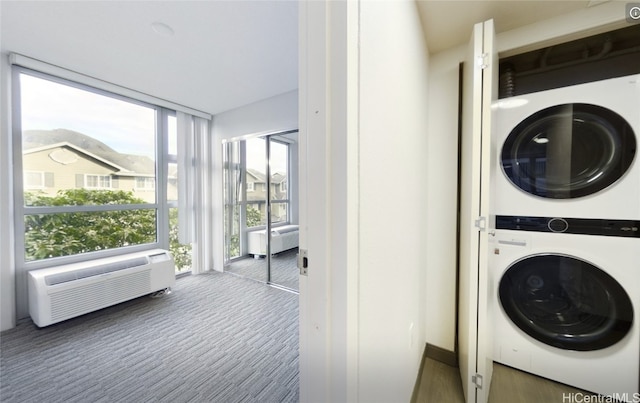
<box><xmin>245</xmin><ymin>168</ymin><xmax>288</xmax><ymax>224</ymax></box>
<box><xmin>22</xmin><ymin>129</ymin><xmax>175</xmax><ymax>203</ymax></box>
<box><xmin>245</xmin><ymin>168</ymin><xmax>267</xmax><ymax>200</ymax></box>
<box><xmin>271</xmin><ymin>172</ymin><xmax>287</xmax><ymax>199</ymax></box>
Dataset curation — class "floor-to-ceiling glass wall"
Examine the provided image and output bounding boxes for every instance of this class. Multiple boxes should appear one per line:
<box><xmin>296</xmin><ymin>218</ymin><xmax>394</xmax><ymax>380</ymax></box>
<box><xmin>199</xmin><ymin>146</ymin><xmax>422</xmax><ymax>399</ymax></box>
<box><xmin>223</xmin><ymin>132</ymin><xmax>299</xmax><ymax>291</ymax></box>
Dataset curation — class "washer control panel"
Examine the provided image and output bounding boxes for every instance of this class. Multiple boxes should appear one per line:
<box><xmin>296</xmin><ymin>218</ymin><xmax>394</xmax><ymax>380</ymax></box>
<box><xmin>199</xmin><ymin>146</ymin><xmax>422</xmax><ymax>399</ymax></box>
<box><xmin>496</xmin><ymin>215</ymin><xmax>640</xmax><ymax>238</ymax></box>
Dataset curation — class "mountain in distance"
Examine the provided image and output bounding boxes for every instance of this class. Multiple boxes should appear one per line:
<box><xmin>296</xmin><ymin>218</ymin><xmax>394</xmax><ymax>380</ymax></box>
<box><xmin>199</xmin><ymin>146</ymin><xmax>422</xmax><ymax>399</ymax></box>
<box><xmin>23</xmin><ymin>129</ymin><xmax>154</xmax><ymax>174</ymax></box>
<box><xmin>23</xmin><ymin>128</ymin><xmax>118</xmax><ymax>155</ymax></box>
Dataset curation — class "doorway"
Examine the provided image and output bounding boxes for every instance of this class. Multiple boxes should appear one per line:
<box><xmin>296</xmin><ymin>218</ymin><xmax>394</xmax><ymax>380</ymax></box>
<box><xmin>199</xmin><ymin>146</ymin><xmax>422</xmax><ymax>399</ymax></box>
<box><xmin>223</xmin><ymin>131</ymin><xmax>299</xmax><ymax>292</ymax></box>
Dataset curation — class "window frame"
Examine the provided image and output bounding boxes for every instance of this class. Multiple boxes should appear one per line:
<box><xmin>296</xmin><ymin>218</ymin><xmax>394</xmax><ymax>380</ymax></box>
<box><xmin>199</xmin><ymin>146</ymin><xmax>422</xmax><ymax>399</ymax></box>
<box><xmin>12</xmin><ymin>66</ymin><xmax>171</xmax><ymax>271</ymax></box>
<box><xmin>166</xmin><ymin>112</ymin><xmax>177</xmax><ymax>208</ymax></box>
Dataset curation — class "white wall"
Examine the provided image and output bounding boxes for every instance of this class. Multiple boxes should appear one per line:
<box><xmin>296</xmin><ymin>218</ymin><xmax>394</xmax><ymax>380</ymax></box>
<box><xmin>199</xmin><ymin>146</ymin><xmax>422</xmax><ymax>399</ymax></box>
<box><xmin>424</xmin><ymin>45</ymin><xmax>466</xmax><ymax>352</ymax></box>
<box><xmin>423</xmin><ymin>1</ymin><xmax>628</xmax><ymax>353</ymax></box>
<box><xmin>0</xmin><ymin>50</ymin><xmax>16</xmax><ymax>331</ymax></box>
<box><xmin>213</xmin><ymin>89</ymin><xmax>298</xmax><ymax>141</ymax></box>
<box><xmin>357</xmin><ymin>1</ymin><xmax>429</xmax><ymax>401</ymax></box>
<box><xmin>211</xmin><ymin>90</ymin><xmax>299</xmax><ymax>272</ymax></box>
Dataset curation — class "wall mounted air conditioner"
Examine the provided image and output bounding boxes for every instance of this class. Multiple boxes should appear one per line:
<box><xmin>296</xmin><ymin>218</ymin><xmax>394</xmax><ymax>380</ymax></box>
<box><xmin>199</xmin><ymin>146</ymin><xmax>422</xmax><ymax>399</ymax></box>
<box><xmin>28</xmin><ymin>249</ymin><xmax>176</xmax><ymax>327</ymax></box>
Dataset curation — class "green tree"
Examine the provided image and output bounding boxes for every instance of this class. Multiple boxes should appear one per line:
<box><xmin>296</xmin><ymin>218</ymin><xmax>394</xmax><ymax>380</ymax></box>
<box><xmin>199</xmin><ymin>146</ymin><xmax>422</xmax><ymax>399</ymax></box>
<box><xmin>227</xmin><ymin>205</ymin><xmax>263</xmax><ymax>259</ymax></box>
<box><xmin>169</xmin><ymin>208</ymin><xmax>192</xmax><ymax>271</ymax></box>
<box><xmin>25</xmin><ymin>189</ymin><xmax>191</xmax><ymax>271</ymax></box>
<box><xmin>246</xmin><ymin>205</ymin><xmax>262</xmax><ymax>227</ymax></box>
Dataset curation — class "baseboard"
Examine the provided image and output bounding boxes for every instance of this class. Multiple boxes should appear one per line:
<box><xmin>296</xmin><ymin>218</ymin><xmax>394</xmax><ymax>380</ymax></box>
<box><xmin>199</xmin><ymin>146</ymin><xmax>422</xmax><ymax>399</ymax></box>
<box><xmin>425</xmin><ymin>343</ymin><xmax>458</xmax><ymax>368</ymax></box>
<box><xmin>410</xmin><ymin>343</ymin><xmax>429</xmax><ymax>403</ymax></box>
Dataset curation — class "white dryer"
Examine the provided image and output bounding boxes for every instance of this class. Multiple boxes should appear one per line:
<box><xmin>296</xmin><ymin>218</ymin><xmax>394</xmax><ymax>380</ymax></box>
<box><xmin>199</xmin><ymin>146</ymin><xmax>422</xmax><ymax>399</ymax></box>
<box><xmin>490</xmin><ymin>216</ymin><xmax>639</xmax><ymax>401</ymax></box>
<box><xmin>492</xmin><ymin>74</ymin><xmax>640</xmax><ymax>220</ymax></box>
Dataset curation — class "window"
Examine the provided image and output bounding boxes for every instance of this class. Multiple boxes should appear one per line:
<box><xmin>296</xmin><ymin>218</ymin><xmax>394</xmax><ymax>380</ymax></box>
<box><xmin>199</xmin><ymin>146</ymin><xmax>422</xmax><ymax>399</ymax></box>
<box><xmin>85</xmin><ymin>174</ymin><xmax>111</xmax><ymax>189</ymax></box>
<box><xmin>166</xmin><ymin>115</ymin><xmax>192</xmax><ymax>272</ymax></box>
<box><xmin>135</xmin><ymin>177</ymin><xmax>155</xmax><ymax>191</ymax></box>
<box><xmin>246</xmin><ymin>181</ymin><xmax>254</xmax><ymax>192</ymax></box>
<box><xmin>14</xmin><ymin>68</ymin><xmax>168</xmax><ymax>266</ymax></box>
<box><xmin>24</xmin><ymin>171</ymin><xmax>45</xmax><ymax>189</ymax></box>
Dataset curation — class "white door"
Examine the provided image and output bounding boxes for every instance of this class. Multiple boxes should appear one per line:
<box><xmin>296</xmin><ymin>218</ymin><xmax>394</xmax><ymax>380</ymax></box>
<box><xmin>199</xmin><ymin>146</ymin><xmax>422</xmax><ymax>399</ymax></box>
<box><xmin>458</xmin><ymin>19</ymin><xmax>496</xmax><ymax>403</ymax></box>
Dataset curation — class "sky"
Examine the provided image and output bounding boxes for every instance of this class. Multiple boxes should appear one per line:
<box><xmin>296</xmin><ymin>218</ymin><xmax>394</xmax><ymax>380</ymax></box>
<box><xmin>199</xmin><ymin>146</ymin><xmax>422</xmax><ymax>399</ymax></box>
<box><xmin>20</xmin><ymin>73</ymin><xmax>157</xmax><ymax>157</ymax></box>
<box><xmin>20</xmin><ymin>71</ymin><xmax>288</xmax><ymax>172</ymax></box>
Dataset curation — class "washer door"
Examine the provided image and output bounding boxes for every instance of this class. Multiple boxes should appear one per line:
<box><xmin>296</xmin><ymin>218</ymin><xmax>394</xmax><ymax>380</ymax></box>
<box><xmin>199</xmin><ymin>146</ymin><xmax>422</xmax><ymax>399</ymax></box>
<box><xmin>499</xmin><ymin>254</ymin><xmax>633</xmax><ymax>351</ymax></box>
<box><xmin>501</xmin><ymin>103</ymin><xmax>636</xmax><ymax>199</ymax></box>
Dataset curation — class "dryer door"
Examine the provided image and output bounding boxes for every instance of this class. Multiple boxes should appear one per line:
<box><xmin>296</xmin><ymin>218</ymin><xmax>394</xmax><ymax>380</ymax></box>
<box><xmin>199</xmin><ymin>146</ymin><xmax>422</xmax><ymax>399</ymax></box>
<box><xmin>501</xmin><ymin>103</ymin><xmax>636</xmax><ymax>199</ymax></box>
<box><xmin>499</xmin><ymin>254</ymin><xmax>633</xmax><ymax>351</ymax></box>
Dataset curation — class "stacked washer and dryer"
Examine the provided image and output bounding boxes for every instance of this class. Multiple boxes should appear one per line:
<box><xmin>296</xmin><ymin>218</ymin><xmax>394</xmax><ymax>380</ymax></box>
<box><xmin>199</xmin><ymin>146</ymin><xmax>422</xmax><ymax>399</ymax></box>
<box><xmin>490</xmin><ymin>74</ymin><xmax>640</xmax><ymax>400</ymax></box>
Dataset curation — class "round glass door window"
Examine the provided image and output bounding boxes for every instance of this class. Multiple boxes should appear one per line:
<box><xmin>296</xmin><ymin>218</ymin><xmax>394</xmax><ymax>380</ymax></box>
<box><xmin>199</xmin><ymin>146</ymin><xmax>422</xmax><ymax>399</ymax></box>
<box><xmin>501</xmin><ymin>103</ymin><xmax>636</xmax><ymax>199</ymax></box>
<box><xmin>499</xmin><ymin>254</ymin><xmax>633</xmax><ymax>351</ymax></box>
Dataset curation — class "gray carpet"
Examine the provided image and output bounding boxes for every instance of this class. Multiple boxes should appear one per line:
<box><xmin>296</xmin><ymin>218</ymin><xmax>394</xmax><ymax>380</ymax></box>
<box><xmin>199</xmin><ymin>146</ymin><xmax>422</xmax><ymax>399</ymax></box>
<box><xmin>226</xmin><ymin>248</ymin><xmax>298</xmax><ymax>291</ymax></box>
<box><xmin>0</xmin><ymin>272</ymin><xmax>298</xmax><ymax>403</ymax></box>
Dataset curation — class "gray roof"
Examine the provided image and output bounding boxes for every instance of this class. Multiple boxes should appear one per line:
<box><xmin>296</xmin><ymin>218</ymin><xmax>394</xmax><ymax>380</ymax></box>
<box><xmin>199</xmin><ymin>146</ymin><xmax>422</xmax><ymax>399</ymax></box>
<box><xmin>246</xmin><ymin>168</ymin><xmax>266</xmax><ymax>183</ymax></box>
<box><xmin>246</xmin><ymin>169</ymin><xmax>286</xmax><ymax>184</ymax></box>
<box><xmin>23</xmin><ymin>129</ymin><xmax>155</xmax><ymax>175</ymax></box>
<box><xmin>271</xmin><ymin>172</ymin><xmax>286</xmax><ymax>184</ymax></box>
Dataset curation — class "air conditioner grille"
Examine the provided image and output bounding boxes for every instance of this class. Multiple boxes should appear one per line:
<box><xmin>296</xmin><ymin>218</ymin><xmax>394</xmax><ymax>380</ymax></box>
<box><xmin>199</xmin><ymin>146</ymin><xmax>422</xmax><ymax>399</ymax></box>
<box><xmin>45</xmin><ymin>257</ymin><xmax>148</xmax><ymax>286</ymax></box>
<box><xmin>50</xmin><ymin>270</ymin><xmax>151</xmax><ymax>322</ymax></box>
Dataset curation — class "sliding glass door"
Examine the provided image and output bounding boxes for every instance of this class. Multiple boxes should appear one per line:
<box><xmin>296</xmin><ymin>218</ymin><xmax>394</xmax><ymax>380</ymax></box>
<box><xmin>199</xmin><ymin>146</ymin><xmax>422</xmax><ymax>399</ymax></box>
<box><xmin>223</xmin><ymin>132</ymin><xmax>299</xmax><ymax>291</ymax></box>
<box><xmin>267</xmin><ymin>134</ymin><xmax>298</xmax><ymax>290</ymax></box>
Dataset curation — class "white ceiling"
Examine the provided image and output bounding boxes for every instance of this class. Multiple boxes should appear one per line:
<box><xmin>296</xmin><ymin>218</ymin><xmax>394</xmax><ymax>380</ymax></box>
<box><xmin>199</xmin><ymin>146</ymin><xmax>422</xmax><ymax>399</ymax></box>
<box><xmin>0</xmin><ymin>1</ymin><xmax>299</xmax><ymax>116</ymax></box>
<box><xmin>1</xmin><ymin>1</ymin><xmax>611</xmax><ymax>116</ymax></box>
<box><xmin>417</xmin><ymin>0</ymin><xmax>602</xmax><ymax>54</ymax></box>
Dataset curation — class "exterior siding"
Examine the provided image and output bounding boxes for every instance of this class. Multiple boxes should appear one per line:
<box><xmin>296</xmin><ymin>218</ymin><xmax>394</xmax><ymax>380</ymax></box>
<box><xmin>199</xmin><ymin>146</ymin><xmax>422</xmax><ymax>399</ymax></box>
<box><xmin>23</xmin><ymin>146</ymin><xmax>115</xmax><ymax>193</ymax></box>
<box><xmin>22</xmin><ymin>145</ymin><xmax>162</xmax><ymax>203</ymax></box>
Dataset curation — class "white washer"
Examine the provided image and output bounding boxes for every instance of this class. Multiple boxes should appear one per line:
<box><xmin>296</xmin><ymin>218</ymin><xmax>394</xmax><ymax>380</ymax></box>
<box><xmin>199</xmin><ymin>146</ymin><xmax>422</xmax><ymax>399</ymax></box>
<box><xmin>490</xmin><ymin>225</ymin><xmax>639</xmax><ymax>400</ymax></box>
<box><xmin>492</xmin><ymin>74</ymin><xmax>640</xmax><ymax>220</ymax></box>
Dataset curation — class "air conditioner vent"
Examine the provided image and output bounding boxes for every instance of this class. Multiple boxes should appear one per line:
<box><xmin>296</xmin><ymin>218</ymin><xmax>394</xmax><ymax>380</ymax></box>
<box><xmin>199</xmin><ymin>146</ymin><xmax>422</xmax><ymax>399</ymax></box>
<box><xmin>50</xmin><ymin>270</ymin><xmax>151</xmax><ymax>322</ymax></box>
<box><xmin>28</xmin><ymin>249</ymin><xmax>175</xmax><ymax>327</ymax></box>
<box><xmin>45</xmin><ymin>256</ymin><xmax>149</xmax><ymax>285</ymax></box>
